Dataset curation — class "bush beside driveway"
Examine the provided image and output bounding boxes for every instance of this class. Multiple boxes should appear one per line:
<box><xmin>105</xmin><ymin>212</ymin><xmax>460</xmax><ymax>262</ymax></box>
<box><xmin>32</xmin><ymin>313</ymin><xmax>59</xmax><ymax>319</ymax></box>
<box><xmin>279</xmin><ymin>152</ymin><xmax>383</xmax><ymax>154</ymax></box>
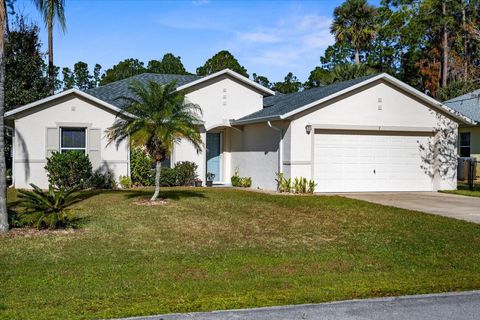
<box><xmin>1</xmin><ymin>188</ymin><xmax>480</xmax><ymax>319</ymax></box>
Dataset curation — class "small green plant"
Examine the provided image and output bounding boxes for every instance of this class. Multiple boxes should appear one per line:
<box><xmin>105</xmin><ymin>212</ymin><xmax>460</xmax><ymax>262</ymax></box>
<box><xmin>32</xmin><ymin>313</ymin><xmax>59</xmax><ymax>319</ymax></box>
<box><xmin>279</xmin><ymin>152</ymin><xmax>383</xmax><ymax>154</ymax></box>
<box><xmin>175</xmin><ymin>161</ymin><xmax>198</xmax><ymax>186</ymax></box>
<box><xmin>45</xmin><ymin>151</ymin><xmax>92</xmax><ymax>189</ymax></box>
<box><xmin>206</xmin><ymin>172</ymin><xmax>215</xmax><ymax>181</ymax></box>
<box><xmin>119</xmin><ymin>175</ymin><xmax>133</xmax><ymax>189</ymax></box>
<box><xmin>130</xmin><ymin>147</ymin><xmax>155</xmax><ymax>186</ymax></box>
<box><xmin>89</xmin><ymin>169</ymin><xmax>117</xmax><ymax>189</ymax></box>
<box><xmin>17</xmin><ymin>184</ymin><xmax>82</xmax><ymax>229</ymax></box>
<box><xmin>231</xmin><ymin>172</ymin><xmax>252</xmax><ymax>187</ymax></box>
<box><xmin>275</xmin><ymin>172</ymin><xmax>316</xmax><ymax>194</ymax></box>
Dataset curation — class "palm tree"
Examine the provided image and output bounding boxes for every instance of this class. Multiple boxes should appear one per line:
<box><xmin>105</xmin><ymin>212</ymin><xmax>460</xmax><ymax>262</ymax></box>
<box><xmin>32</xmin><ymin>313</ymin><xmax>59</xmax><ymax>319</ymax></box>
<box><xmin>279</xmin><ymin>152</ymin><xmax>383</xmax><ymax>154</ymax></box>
<box><xmin>32</xmin><ymin>0</ymin><xmax>66</xmax><ymax>95</ymax></box>
<box><xmin>106</xmin><ymin>81</ymin><xmax>203</xmax><ymax>201</ymax></box>
<box><xmin>0</xmin><ymin>0</ymin><xmax>8</xmax><ymax>232</ymax></box>
<box><xmin>327</xmin><ymin>63</ymin><xmax>376</xmax><ymax>84</ymax></box>
<box><xmin>330</xmin><ymin>0</ymin><xmax>377</xmax><ymax>65</ymax></box>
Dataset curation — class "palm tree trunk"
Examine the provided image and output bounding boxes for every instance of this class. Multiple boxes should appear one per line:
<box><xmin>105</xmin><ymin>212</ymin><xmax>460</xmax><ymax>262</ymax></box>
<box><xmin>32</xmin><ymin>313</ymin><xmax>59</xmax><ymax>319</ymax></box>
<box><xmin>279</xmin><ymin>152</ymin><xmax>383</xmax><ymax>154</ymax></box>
<box><xmin>354</xmin><ymin>49</ymin><xmax>360</xmax><ymax>65</ymax></box>
<box><xmin>48</xmin><ymin>17</ymin><xmax>54</xmax><ymax>95</ymax></box>
<box><xmin>462</xmin><ymin>0</ymin><xmax>468</xmax><ymax>81</ymax></box>
<box><xmin>441</xmin><ymin>1</ymin><xmax>448</xmax><ymax>88</ymax></box>
<box><xmin>150</xmin><ymin>160</ymin><xmax>161</xmax><ymax>201</ymax></box>
<box><xmin>0</xmin><ymin>0</ymin><xmax>8</xmax><ymax>233</ymax></box>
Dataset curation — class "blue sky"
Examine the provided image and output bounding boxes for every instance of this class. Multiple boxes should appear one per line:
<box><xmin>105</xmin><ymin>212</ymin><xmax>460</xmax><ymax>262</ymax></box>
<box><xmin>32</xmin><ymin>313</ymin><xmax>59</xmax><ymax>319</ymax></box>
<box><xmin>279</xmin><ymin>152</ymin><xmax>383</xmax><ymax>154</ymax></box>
<box><xmin>16</xmin><ymin>0</ymin><xmax>380</xmax><ymax>82</ymax></box>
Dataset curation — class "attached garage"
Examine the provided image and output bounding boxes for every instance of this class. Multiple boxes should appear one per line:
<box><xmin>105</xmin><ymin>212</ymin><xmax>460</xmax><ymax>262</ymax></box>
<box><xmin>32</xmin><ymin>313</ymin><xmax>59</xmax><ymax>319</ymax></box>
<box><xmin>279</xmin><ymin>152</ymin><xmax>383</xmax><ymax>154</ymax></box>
<box><xmin>232</xmin><ymin>73</ymin><xmax>468</xmax><ymax>192</ymax></box>
<box><xmin>313</xmin><ymin>130</ymin><xmax>434</xmax><ymax>192</ymax></box>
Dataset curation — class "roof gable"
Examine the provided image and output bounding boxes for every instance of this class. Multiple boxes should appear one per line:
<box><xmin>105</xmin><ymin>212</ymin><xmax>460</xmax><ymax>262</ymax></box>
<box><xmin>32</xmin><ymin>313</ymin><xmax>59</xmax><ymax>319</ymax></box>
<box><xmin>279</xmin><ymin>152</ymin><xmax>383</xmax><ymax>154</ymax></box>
<box><xmin>5</xmin><ymin>88</ymin><xmax>134</xmax><ymax>120</ymax></box>
<box><xmin>233</xmin><ymin>73</ymin><xmax>470</xmax><ymax>125</ymax></box>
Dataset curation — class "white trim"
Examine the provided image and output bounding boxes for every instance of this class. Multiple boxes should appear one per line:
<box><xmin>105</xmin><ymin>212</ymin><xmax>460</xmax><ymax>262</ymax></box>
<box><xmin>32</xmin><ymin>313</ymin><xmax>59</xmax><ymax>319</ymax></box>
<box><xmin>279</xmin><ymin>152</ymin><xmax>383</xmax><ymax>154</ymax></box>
<box><xmin>311</xmin><ymin>124</ymin><xmax>437</xmax><ymax>132</ymax></box>
<box><xmin>4</xmin><ymin>88</ymin><xmax>136</xmax><ymax>119</ymax></box>
<box><xmin>176</xmin><ymin>69</ymin><xmax>275</xmax><ymax>96</ymax></box>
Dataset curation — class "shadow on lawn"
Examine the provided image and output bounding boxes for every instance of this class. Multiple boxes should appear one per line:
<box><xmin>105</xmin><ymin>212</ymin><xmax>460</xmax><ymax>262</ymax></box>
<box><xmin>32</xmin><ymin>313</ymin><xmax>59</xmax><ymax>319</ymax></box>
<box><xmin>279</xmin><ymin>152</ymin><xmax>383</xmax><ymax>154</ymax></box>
<box><xmin>121</xmin><ymin>188</ymin><xmax>207</xmax><ymax>201</ymax></box>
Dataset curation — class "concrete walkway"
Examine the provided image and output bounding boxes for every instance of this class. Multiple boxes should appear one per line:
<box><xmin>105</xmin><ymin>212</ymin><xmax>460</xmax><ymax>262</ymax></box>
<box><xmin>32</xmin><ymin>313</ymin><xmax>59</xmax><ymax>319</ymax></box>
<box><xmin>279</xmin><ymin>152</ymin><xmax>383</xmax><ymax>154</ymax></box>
<box><xmin>114</xmin><ymin>291</ymin><xmax>480</xmax><ymax>320</ymax></box>
<box><xmin>339</xmin><ymin>192</ymin><xmax>480</xmax><ymax>223</ymax></box>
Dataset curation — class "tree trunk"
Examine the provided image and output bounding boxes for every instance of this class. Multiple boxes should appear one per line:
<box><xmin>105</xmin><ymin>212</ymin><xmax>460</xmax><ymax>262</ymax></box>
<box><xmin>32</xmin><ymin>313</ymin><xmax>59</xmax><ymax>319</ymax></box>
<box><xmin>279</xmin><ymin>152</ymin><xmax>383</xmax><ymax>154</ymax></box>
<box><xmin>48</xmin><ymin>18</ymin><xmax>54</xmax><ymax>95</ymax></box>
<box><xmin>0</xmin><ymin>0</ymin><xmax>8</xmax><ymax>233</ymax></box>
<box><xmin>150</xmin><ymin>160</ymin><xmax>162</xmax><ymax>201</ymax></box>
<box><xmin>462</xmin><ymin>0</ymin><xmax>468</xmax><ymax>81</ymax></box>
<box><xmin>354</xmin><ymin>49</ymin><xmax>360</xmax><ymax>65</ymax></box>
<box><xmin>441</xmin><ymin>1</ymin><xmax>448</xmax><ymax>88</ymax></box>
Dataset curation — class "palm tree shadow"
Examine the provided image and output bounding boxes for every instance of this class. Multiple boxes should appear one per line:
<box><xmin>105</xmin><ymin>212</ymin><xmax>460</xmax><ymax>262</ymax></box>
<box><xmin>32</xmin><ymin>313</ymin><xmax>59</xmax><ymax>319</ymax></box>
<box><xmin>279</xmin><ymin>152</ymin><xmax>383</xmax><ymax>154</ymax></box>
<box><xmin>122</xmin><ymin>188</ymin><xmax>207</xmax><ymax>201</ymax></box>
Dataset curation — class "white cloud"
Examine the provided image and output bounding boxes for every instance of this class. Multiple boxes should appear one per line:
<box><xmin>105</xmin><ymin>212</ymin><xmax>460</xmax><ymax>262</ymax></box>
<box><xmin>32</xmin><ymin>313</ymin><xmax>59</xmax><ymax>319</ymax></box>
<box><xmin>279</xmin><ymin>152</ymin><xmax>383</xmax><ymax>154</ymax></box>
<box><xmin>231</xmin><ymin>14</ymin><xmax>333</xmax><ymax>77</ymax></box>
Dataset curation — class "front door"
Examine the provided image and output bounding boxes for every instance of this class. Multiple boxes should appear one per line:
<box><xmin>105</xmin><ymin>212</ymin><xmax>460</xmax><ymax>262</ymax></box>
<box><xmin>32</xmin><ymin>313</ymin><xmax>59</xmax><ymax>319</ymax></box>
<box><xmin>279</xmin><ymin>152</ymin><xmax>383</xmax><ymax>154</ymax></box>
<box><xmin>206</xmin><ymin>132</ymin><xmax>222</xmax><ymax>182</ymax></box>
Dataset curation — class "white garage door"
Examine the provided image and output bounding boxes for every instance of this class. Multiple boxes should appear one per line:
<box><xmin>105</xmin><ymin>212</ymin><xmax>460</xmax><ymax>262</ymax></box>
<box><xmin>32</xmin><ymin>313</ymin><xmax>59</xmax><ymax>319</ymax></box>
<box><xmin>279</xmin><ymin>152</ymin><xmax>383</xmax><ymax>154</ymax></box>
<box><xmin>314</xmin><ymin>130</ymin><xmax>433</xmax><ymax>192</ymax></box>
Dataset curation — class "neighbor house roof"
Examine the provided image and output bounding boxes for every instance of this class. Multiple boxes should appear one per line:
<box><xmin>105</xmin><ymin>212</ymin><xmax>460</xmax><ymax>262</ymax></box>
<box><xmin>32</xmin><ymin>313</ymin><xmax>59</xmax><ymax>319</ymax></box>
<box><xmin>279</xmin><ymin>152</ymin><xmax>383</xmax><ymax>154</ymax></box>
<box><xmin>86</xmin><ymin>73</ymin><xmax>203</xmax><ymax>108</ymax></box>
<box><xmin>234</xmin><ymin>73</ymin><xmax>471</xmax><ymax>125</ymax></box>
<box><xmin>443</xmin><ymin>90</ymin><xmax>480</xmax><ymax>124</ymax></box>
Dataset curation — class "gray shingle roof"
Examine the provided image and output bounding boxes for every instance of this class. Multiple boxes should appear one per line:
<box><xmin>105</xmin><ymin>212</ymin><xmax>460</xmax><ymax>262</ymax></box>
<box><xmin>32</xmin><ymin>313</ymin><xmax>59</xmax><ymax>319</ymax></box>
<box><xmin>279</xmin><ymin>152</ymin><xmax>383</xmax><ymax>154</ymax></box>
<box><xmin>85</xmin><ymin>73</ymin><xmax>203</xmax><ymax>108</ymax></box>
<box><xmin>236</xmin><ymin>74</ymin><xmax>379</xmax><ymax>123</ymax></box>
<box><xmin>443</xmin><ymin>90</ymin><xmax>480</xmax><ymax>123</ymax></box>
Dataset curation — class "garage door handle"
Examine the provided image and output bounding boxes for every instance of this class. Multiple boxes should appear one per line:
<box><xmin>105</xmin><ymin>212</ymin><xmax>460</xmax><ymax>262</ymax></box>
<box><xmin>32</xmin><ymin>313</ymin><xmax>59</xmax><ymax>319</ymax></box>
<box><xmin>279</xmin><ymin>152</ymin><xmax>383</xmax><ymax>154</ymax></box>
<box><xmin>373</xmin><ymin>169</ymin><xmax>376</xmax><ymax>174</ymax></box>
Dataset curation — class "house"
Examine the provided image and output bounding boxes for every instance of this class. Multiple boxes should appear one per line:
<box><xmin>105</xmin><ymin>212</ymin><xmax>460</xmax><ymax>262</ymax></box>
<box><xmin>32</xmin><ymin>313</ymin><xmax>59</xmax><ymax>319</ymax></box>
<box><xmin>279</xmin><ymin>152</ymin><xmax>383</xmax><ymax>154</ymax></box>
<box><xmin>443</xmin><ymin>91</ymin><xmax>480</xmax><ymax>159</ymax></box>
<box><xmin>5</xmin><ymin>69</ymin><xmax>464</xmax><ymax>192</ymax></box>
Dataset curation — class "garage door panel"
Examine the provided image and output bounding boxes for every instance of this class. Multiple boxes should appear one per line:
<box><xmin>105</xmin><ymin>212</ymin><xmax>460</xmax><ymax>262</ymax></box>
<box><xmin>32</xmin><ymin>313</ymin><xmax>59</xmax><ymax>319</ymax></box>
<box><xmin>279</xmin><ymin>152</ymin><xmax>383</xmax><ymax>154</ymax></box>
<box><xmin>314</xmin><ymin>131</ymin><xmax>433</xmax><ymax>192</ymax></box>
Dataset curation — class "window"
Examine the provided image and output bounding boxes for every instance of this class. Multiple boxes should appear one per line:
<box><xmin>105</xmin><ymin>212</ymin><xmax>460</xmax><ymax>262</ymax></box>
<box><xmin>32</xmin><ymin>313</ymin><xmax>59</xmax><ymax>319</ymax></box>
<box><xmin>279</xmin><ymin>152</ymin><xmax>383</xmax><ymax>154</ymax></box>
<box><xmin>61</xmin><ymin>127</ymin><xmax>86</xmax><ymax>153</ymax></box>
<box><xmin>460</xmin><ymin>132</ymin><xmax>471</xmax><ymax>157</ymax></box>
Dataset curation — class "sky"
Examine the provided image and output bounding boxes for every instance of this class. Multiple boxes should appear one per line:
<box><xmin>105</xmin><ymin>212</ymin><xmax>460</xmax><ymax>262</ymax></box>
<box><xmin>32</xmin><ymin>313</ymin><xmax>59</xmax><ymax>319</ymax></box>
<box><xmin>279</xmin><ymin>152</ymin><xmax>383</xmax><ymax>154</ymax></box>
<box><xmin>15</xmin><ymin>0</ymin><xmax>380</xmax><ymax>83</ymax></box>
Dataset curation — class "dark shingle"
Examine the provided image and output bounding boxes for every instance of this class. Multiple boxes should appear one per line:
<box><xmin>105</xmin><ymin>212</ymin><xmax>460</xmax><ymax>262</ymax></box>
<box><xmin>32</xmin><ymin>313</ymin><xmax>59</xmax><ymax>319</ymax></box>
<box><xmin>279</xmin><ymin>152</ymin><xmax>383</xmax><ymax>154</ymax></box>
<box><xmin>85</xmin><ymin>73</ymin><xmax>203</xmax><ymax>108</ymax></box>
<box><xmin>443</xmin><ymin>90</ymin><xmax>480</xmax><ymax>123</ymax></box>
<box><xmin>236</xmin><ymin>74</ymin><xmax>379</xmax><ymax>123</ymax></box>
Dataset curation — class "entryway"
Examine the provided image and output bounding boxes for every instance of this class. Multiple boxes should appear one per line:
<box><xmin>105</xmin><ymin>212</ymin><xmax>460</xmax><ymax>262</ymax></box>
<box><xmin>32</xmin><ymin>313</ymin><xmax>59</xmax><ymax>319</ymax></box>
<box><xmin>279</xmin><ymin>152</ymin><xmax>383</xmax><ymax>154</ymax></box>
<box><xmin>206</xmin><ymin>132</ymin><xmax>222</xmax><ymax>182</ymax></box>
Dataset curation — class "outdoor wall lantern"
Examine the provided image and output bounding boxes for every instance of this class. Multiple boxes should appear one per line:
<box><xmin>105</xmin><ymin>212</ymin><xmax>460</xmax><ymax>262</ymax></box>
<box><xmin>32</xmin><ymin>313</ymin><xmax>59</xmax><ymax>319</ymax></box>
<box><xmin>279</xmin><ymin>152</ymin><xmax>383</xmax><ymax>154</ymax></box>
<box><xmin>305</xmin><ymin>124</ymin><xmax>312</xmax><ymax>134</ymax></box>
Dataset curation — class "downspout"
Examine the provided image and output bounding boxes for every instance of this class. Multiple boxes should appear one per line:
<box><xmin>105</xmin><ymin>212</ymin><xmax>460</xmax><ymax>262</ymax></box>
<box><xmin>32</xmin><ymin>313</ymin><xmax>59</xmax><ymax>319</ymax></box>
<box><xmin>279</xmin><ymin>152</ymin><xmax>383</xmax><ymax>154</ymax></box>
<box><xmin>6</xmin><ymin>125</ymin><xmax>14</xmax><ymax>188</ymax></box>
<box><xmin>267</xmin><ymin>121</ymin><xmax>283</xmax><ymax>175</ymax></box>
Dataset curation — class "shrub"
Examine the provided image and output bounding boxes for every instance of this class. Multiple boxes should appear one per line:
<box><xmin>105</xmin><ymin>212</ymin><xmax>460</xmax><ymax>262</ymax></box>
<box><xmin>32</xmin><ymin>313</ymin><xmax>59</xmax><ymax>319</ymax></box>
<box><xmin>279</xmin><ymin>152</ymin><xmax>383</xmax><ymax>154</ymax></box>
<box><xmin>89</xmin><ymin>169</ymin><xmax>117</xmax><ymax>189</ymax></box>
<box><xmin>119</xmin><ymin>175</ymin><xmax>133</xmax><ymax>189</ymax></box>
<box><xmin>17</xmin><ymin>184</ymin><xmax>81</xmax><ymax>229</ymax></box>
<box><xmin>45</xmin><ymin>151</ymin><xmax>92</xmax><ymax>189</ymax></box>
<box><xmin>130</xmin><ymin>147</ymin><xmax>155</xmax><ymax>186</ymax></box>
<box><xmin>275</xmin><ymin>172</ymin><xmax>315</xmax><ymax>194</ymax></box>
<box><xmin>159</xmin><ymin>167</ymin><xmax>177</xmax><ymax>186</ymax></box>
<box><xmin>231</xmin><ymin>173</ymin><xmax>252</xmax><ymax>188</ymax></box>
<box><xmin>175</xmin><ymin>161</ymin><xmax>198</xmax><ymax>186</ymax></box>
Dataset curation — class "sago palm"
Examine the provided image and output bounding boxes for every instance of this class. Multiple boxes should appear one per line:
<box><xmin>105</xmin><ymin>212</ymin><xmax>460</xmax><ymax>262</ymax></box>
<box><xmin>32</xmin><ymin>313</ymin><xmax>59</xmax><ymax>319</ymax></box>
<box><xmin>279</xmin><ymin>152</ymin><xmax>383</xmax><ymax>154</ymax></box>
<box><xmin>330</xmin><ymin>0</ymin><xmax>377</xmax><ymax>65</ymax></box>
<box><xmin>32</xmin><ymin>0</ymin><xmax>66</xmax><ymax>94</ymax></box>
<box><xmin>106</xmin><ymin>81</ymin><xmax>203</xmax><ymax>201</ymax></box>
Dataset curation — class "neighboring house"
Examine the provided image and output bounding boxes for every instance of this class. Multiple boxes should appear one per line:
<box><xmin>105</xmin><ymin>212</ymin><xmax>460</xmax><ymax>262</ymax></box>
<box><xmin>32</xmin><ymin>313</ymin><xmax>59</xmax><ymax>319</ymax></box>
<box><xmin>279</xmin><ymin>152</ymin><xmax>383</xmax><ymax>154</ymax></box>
<box><xmin>443</xmin><ymin>91</ymin><xmax>480</xmax><ymax>159</ymax></box>
<box><xmin>6</xmin><ymin>69</ymin><xmax>465</xmax><ymax>192</ymax></box>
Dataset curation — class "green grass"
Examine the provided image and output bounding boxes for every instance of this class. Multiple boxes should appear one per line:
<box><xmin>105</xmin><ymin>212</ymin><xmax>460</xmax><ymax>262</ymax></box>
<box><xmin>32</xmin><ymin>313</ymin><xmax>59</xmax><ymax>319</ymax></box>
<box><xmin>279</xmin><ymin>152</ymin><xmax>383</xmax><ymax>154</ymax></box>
<box><xmin>1</xmin><ymin>187</ymin><xmax>480</xmax><ymax>320</ymax></box>
<box><xmin>441</xmin><ymin>181</ymin><xmax>480</xmax><ymax>197</ymax></box>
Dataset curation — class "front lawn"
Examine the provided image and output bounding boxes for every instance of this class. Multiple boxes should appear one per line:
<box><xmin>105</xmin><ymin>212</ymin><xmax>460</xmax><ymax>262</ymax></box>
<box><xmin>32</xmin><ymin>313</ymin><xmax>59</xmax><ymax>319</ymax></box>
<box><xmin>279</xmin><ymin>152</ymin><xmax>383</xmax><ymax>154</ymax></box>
<box><xmin>1</xmin><ymin>188</ymin><xmax>480</xmax><ymax>319</ymax></box>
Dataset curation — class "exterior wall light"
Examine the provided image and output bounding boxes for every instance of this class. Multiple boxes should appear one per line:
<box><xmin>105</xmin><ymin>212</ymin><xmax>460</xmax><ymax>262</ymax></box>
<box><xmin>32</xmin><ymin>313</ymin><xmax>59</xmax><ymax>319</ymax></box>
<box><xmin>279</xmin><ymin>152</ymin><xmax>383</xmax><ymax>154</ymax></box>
<box><xmin>305</xmin><ymin>124</ymin><xmax>312</xmax><ymax>134</ymax></box>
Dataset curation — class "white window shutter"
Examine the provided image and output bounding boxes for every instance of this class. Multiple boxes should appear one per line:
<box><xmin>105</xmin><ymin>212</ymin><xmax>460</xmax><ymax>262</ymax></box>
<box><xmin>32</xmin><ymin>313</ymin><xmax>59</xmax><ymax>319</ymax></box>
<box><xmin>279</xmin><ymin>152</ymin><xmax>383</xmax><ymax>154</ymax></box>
<box><xmin>46</xmin><ymin>127</ymin><xmax>59</xmax><ymax>157</ymax></box>
<box><xmin>88</xmin><ymin>128</ymin><xmax>102</xmax><ymax>170</ymax></box>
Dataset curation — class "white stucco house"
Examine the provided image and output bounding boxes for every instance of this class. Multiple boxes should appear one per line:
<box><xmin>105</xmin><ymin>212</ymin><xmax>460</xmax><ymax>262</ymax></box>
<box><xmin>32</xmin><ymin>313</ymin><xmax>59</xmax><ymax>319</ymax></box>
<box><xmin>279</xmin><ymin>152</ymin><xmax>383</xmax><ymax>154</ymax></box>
<box><xmin>5</xmin><ymin>69</ymin><xmax>466</xmax><ymax>192</ymax></box>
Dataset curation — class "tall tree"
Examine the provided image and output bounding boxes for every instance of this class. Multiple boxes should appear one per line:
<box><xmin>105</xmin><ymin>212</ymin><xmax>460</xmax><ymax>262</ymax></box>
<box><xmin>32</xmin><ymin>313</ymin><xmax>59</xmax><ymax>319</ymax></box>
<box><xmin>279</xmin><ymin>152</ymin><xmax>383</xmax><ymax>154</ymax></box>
<box><xmin>73</xmin><ymin>61</ymin><xmax>91</xmax><ymax>90</ymax></box>
<box><xmin>5</xmin><ymin>15</ymin><xmax>49</xmax><ymax>111</ymax></box>
<box><xmin>330</xmin><ymin>0</ymin><xmax>378</xmax><ymax>65</ymax></box>
<box><xmin>252</xmin><ymin>73</ymin><xmax>271</xmax><ymax>89</ymax></box>
<box><xmin>61</xmin><ymin>67</ymin><xmax>74</xmax><ymax>89</ymax></box>
<box><xmin>196</xmin><ymin>50</ymin><xmax>248</xmax><ymax>77</ymax></box>
<box><xmin>148</xmin><ymin>53</ymin><xmax>187</xmax><ymax>75</ymax></box>
<box><xmin>106</xmin><ymin>81</ymin><xmax>203</xmax><ymax>201</ymax></box>
<box><xmin>0</xmin><ymin>0</ymin><xmax>8</xmax><ymax>232</ymax></box>
<box><xmin>100</xmin><ymin>58</ymin><xmax>146</xmax><ymax>85</ymax></box>
<box><xmin>272</xmin><ymin>72</ymin><xmax>302</xmax><ymax>94</ymax></box>
<box><xmin>32</xmin><ymin>0</ymin><xmax>66</xmax><ymax>95</ymax></box>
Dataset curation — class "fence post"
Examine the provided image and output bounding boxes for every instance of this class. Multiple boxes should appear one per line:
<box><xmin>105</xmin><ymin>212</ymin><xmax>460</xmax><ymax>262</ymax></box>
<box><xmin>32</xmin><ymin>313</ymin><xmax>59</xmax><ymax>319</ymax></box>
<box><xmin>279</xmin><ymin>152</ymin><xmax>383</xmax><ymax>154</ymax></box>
<box><xmin>468</xmin><ymin>159</ymin><xmax>475</xmax><ymax>191</ymax></box>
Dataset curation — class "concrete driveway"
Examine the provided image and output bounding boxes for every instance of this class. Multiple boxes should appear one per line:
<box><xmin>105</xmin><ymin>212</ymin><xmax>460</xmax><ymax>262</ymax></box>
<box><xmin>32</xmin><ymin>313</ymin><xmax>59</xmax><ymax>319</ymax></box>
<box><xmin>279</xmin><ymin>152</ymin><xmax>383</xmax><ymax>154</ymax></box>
<box><xmin>114</xmin><ymin>291</ymin><xmax>480</xmax><ymax>320</ymax></box>
<box><xmin>340</xmin><ymin>192</ymin><xmax>480</xmax><ymax>223</ymax></box>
